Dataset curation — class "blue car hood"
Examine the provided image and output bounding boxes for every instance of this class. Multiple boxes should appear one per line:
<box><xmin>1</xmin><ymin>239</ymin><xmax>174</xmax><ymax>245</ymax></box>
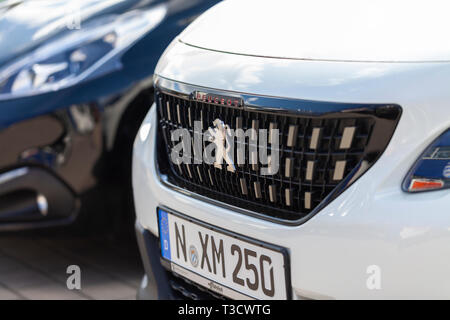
<box><xmin>0</xmin><ymin>0</ymin><xmax>148</xmax><ymax>67</ymax></box>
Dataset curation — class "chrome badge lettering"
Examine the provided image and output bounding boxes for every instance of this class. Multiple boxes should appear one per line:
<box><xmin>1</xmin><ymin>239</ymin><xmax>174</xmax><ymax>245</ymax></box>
<box><xmin>193</xmin><ymin>91</ymin><xmax>242</xmax><ymax>108</ymax></box>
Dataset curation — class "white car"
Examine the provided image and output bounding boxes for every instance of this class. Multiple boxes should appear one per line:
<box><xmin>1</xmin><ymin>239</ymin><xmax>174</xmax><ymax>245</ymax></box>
<box><xmin>133</xmin><ymin>0</ymin><xmax>450</xmax><ymax>299</ymax></box>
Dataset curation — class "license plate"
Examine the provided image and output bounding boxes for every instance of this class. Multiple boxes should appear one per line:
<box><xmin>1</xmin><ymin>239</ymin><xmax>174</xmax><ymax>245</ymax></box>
<box><xmin>157</xmin><ymin>208</ymin><xmax>290</xmax><ymax>300</ymax></box>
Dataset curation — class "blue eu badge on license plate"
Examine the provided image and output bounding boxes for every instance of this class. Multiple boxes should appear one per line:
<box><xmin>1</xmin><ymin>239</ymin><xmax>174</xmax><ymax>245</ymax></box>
<box><xmin>158</xmin><ymin>209</ymin><xmax>171</xmax><ymax>260</ymax></box>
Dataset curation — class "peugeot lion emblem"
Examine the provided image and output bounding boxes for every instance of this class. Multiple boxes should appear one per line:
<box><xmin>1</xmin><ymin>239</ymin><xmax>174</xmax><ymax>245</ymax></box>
<box><xmin>208</xmin><ymin>119</ymin><xmax>236</xmax><ymax>172</ymax></box>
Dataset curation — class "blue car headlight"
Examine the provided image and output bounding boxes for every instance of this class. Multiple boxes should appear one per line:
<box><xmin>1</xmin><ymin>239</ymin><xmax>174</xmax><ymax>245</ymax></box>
<box><xmin>0</xmin><ymin>4</ymin><xmax>167</xmax><ymax>100</ymax></box>
<box><xmin>403</xmin><ymin>129</ymin><xmax>450</xmax><ymax>192</ymax></box>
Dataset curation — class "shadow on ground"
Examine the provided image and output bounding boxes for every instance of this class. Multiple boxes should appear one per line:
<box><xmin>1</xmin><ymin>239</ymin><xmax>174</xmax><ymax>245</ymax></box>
<box><xmin>0</xmin><ymin>197</ymin><xmax>143</xmax><ymax>300</ymax></box>
<box><xmin>0</xmin><ymin>228</ymin><xmax>143</xmax><ymax>300</ymax></box>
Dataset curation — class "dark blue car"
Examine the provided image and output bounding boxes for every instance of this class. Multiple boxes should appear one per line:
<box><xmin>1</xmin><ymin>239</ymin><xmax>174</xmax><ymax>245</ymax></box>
<box><xmin>0</xmin><ymin>0</ymin><xmax>218</xmax><ymax>231</ymax></box>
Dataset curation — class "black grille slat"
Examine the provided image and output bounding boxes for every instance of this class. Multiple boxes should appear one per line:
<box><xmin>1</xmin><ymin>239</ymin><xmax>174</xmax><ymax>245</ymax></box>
<box><xmin>155</xmin><ymin>88</ymin><xmax>400</xmax><ymax>223</ymax></box>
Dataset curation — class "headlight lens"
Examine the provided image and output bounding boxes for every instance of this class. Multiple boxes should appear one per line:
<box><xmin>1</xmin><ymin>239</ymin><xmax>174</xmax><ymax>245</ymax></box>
<box><xmin>0</xmin><ymin>4</ymin><xmax>167</xmax><ymax>100</ymax></box>
<box><xmin>403</xmin><ymin>129</ymin><xmax>450</xmax><ymax>192</ymax></box>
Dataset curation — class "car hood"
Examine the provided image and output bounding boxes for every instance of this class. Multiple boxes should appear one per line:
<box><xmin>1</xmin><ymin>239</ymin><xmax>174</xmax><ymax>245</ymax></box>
<box><xmin>0</xmin><ymin>0</ymin><xmax>148</xmax><ymax>66</ymax></box>
<box><xmin>179</xmin><ymin>0</ymin><xmax>450</xmax><ymax>63</ymax></box>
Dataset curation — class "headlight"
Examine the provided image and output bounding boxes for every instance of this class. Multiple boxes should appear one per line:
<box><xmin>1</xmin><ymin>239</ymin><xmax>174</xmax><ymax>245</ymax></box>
<box><xmin>403</xmin><ymin>129</ymin><xmax>450</xmax><ymax>192</ymax></box>
<box><xmin>0</xmin><ymin>4</ymin><xmax>167</xmax><ymax>100</ymax></box>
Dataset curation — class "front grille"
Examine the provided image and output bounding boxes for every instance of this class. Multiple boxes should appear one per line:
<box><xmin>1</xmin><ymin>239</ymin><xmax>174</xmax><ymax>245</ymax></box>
<box><xmin>156</xmin><ymin>85</ymin><xmax>401</xmax><ymax>224</ymax></box>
